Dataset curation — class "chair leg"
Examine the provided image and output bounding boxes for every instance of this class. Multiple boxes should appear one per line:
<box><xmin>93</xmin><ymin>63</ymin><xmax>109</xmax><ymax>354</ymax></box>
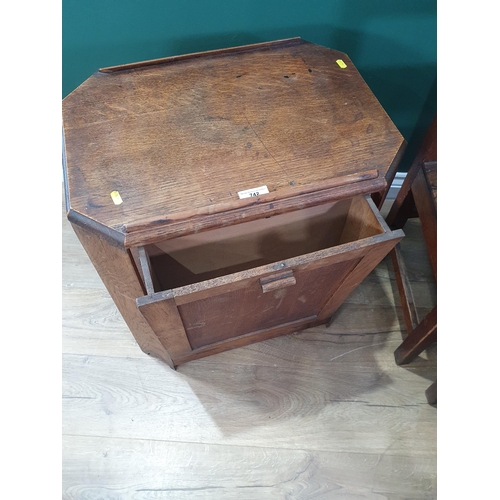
<box><xmin>386</xmin><ymin>178</ymin><xmax>418</xmax><ymax>229</ymax></box>
<box><xmin>391</xmin><ymin>244</ymin><xmax>419</xmax><ymax>334</ymax></box>
<box><xmin>425</xmin><ymin>381</ymin><xmax>437</xmax><ymax>405</ymax></box>
<box><xmin>394</xmin><ymin>307</ymin><xmax>437</xmax><ymax>365</ymax></box>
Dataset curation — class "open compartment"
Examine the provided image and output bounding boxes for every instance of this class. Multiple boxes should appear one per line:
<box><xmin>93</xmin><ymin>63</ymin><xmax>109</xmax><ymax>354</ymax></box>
<box><xmin>133</xmin><ymin>195</ymin><xmax>386</xmax><ymax>294</ymax></box>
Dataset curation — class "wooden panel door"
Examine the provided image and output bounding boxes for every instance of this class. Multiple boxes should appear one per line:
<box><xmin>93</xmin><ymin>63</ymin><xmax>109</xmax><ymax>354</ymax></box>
<box><xmin>137</xmin><ymin>229</ymin><xmax>403</xmax><ymax>366</ymax></box>
<box><xmin>178</xmin><ymin>256</ymin><xmax>360</xmax><ymax>349</ymax></box>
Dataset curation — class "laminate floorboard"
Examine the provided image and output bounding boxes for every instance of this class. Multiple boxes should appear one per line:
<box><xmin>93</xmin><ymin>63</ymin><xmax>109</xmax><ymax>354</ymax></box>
<box><xmin>63</xmin><ymin>435</ymin><xmax>436</xmax><ymax>499</ymax></box>
<box><xmin>62</xmin><ymin>191</ymin><xmax>437</xmax><ymax>499</ymax></box>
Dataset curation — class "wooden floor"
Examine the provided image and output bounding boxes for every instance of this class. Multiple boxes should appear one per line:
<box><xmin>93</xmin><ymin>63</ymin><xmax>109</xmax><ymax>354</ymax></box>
<box><xmin>62</xmin><ymin>197</ymin><xmax>437</xmax><ymax>499</ymax></box>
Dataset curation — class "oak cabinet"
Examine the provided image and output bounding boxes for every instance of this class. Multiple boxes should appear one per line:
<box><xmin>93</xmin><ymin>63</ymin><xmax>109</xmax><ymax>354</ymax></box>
<box><xmin>63</xmin><ymin>38</ymin><xmax>405</xmax><ymax>368</ymax></box>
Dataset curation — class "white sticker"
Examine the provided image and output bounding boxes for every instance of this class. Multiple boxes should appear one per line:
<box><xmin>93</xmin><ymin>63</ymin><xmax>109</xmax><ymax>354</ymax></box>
<box><xmin>237</xmin><ymin>185</ymin><xmax>269</xmax><ymax>199</ymax></box>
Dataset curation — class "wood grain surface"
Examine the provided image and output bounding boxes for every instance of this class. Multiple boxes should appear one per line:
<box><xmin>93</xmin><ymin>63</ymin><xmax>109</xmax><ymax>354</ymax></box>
<box><xmin>62</xmin><ymin>191</ymin><xmax>436</xmax><ymax>498</ymax></box>
<box><xmin>62</xmin><ymin>38</ymin><xmax>404</xmax><ymax>244</ymax></box>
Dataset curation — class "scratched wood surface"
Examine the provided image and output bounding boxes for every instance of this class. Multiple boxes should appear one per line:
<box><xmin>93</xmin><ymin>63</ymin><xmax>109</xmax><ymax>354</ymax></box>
<box><xmin>62</xmin><ymin>38</ymin><xmax>404</xmax><ymax>243</ymax></box>
<box><xmin>62</xmin><ymin>193</ymin><xmax>436</xmax><ymax>499</ymax></box>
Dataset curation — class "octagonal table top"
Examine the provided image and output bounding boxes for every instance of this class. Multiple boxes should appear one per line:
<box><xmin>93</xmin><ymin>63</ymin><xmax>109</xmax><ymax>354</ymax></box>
<box><xmin>63</xmin><ymin>38</ymin><xmax>404</xmax><ymax>247</ymax></box>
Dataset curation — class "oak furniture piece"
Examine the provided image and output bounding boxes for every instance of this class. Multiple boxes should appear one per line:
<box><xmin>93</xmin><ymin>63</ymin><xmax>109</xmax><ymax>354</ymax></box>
<box><xmin>62</xmin><ymin>38</ymin><xmax>405</xmax><ymax>368</ymax></box>
<box><xmin>386</xmin><ymin>117</ymin><xmax>437</xmax><ymax>404</ymax></box>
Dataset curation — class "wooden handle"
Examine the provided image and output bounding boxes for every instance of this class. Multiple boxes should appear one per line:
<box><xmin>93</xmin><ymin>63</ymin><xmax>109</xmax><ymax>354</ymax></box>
<box><xmin>260</xmin><ymin>270</ymin><xmax>296</xmax><ymax>293</ymax></box>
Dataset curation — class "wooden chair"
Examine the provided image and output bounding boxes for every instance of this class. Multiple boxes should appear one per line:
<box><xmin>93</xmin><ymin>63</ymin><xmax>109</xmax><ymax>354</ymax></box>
<box><xmin>385</xmin><ymin>117</ymin><xmax>437</xmax><ymax>404</ymax></box>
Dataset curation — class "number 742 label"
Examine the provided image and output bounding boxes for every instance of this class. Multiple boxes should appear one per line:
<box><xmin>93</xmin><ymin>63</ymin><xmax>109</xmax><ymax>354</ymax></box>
<box><xmin>237</xmin><ymin>185</ymin><xmax>270</xmax><ymax>199</ymax></box>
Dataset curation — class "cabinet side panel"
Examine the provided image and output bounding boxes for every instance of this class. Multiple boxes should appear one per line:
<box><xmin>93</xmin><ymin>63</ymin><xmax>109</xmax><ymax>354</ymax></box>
<box><xmin>137</xmin><ymin>299</ymin><xmax>193</xmax><ymax>359</ymax></box>
<box><xmin>318</xmin><ymin>233</ymin><xmax>404</xmax><ymax>322</ymax></box>
<box><xmin>71</xmin><ymin>223</ymin><xmax>174</xmax><ymax>368</ymax></box>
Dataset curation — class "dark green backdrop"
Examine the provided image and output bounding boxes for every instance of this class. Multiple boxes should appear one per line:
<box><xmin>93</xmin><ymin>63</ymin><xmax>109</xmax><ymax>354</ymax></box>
<box><xmin>62</xmin><ymin>0</ymin><xmax>436</xmax><ymax>171</ymax></box>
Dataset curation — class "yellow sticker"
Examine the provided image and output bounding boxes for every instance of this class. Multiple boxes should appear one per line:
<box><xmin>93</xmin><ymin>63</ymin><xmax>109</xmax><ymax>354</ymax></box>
<box><xmin>110</xmin><ymin>191</ymin><xmax>123</xmax><ymax>205</ymax></box>
<box><xmin>336</xmin><ymin>59</ymin><xmax>347</xmax><ymax>69</ymax></box>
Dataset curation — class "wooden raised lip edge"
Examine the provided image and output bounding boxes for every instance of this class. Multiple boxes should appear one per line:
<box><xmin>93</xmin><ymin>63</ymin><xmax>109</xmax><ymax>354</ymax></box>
<box><xmin>98</xmin><ymin>37</ymin><xmax>306</xmax><ymax>73</ymax></box>
<box><xmin>64</xmin><ymin>171</ymin><xmax>384</xmax><ymax>248</ymax></box>
<box><xmin>123</xmin><ymin>173</ymin><xmax>386</xmax><ymax>247</ymax></box>
<box><xmin>124</xmin><ymin>170</ymin><xmax>379</xmax><ymax>233</ymax></box>
<box><xmin>136</xmin><ymin>227</ymin><xmax>405</xmax><ymax>307</ymax></box>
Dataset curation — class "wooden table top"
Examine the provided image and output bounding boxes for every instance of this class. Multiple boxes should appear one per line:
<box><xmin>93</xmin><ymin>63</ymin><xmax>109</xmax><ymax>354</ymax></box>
<box><xmin>63</xmin><ymin>38</ymin><xmax>404</xmax><ymax>246</ymax></box>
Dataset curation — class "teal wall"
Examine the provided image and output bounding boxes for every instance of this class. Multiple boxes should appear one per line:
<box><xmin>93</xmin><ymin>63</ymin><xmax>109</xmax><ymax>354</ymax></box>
<box><xmin>63</xmin><ymin>0</ymin><xmax>436</xmax><ymax>171</ymax></box>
